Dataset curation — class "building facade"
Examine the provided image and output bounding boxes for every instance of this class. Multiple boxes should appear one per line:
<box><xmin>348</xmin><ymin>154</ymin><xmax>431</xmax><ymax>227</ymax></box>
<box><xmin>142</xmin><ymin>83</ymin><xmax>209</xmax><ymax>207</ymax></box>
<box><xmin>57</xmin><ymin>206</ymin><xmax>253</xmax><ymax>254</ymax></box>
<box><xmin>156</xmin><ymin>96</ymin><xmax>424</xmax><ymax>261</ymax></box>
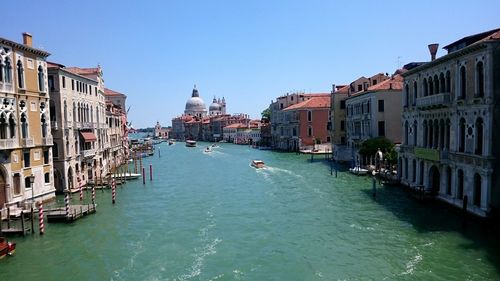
<box><xmin>399</xmin><ymin>29</ymin><xmax>500</xmax><ymax>217</ymax></box>
<box><xmin>0</xmin><ymin>33</ymin><xmax>55</xmax><ymax>207</ymax></box>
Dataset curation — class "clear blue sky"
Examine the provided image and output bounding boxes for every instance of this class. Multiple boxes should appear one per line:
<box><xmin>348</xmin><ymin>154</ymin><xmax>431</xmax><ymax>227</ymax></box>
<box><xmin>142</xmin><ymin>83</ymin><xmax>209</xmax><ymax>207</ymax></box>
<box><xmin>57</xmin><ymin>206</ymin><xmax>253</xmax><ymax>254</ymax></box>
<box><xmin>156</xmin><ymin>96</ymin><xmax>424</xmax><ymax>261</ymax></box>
<box><xmin>3</xmin><ymin>1</ymin><xmax>499</xmax><ymax>128</ymax></box>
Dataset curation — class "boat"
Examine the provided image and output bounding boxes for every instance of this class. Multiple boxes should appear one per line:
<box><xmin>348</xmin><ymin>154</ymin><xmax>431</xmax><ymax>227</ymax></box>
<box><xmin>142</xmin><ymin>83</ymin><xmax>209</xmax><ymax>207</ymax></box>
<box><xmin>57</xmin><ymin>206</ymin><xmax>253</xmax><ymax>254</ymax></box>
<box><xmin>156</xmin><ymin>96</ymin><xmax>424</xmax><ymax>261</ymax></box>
<box><xmin>204</xmin><ymin>147</ymin><xmax>213</xmax><ymax>153</ymax></box>
<box><xmin>111</xmin><ymin>172</ymin><xmax>141</xmax><ymax>180</ymax></box>
<box><xmin>251</xmin><ymin>160</ymin><xmax>265</xmax><ymax>169</ymax></box>
<box><xmin>0</xmin><ymin>237</ymin><xmax>16</xmax><ymax>259</ymax></box>
<box><xmin>349</xmin><ymin>166</ymin><xmax>369</xmax><ymax>176</ymax></box>
<box><xmin>211</xmin><ymin>144</ymin><xmax>218</xmax><ymax>148</ymax></box>
<box><xmin>186</xmin><ymin>140</ymin><xmax>197</xmax><ymax>147</ymax></box>
<box><xmin>168</xmin><ymin>140</ymin><xmax>174</xmax><ymax>146</ymax></box>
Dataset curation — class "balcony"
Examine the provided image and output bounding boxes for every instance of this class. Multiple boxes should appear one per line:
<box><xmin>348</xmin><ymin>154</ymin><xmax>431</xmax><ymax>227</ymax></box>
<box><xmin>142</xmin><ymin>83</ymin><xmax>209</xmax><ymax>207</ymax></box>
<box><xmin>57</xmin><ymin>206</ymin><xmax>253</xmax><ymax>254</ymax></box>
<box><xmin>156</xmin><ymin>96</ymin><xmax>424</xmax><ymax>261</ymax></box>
<box><xmin>81</xmin><ymin>122</ymin><xmax>94</xmax><ymax>129</ymax></box>
<box><xmin>81</xmin><ymin>149</ymin><xmax>96</xmax><ymax>158</ymax></box>
<box><xmin>416</xmin><ymin>93</ymin><xmax>451</xmax><ymax>109</ymax></box>
<box><xmin>73</xmin><ymin>121</ymin><xmax>81</xmax><ymax>129</ymax></box>
<box><xmin>22</xmin><ymin>138</ymin><xmax>34</xmax><ymax>147</ymax></box>
<box><xmin>42</xmin><ymin>136</ymin><xmax>53</xmax><ymax>146</ymax></box>
<box><xmin>0</xmin><ymin>82</ymin><xmax>14</xmax><ymax>93</ymax></box>
<box><xmin>0</xmin><ymin>139</ymin><xmax>18</xmax><ymax>149</ymax></box>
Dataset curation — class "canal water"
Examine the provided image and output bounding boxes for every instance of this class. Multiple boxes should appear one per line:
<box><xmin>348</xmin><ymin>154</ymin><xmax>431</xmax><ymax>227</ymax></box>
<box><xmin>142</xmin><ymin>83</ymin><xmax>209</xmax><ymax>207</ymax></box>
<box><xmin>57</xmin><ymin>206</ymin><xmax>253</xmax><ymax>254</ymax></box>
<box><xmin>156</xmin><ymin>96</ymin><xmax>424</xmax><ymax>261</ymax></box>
<box><xmin>1</xmin><ymin>142</ymin><xmax>499</xmax><ymax>280</ymax></box>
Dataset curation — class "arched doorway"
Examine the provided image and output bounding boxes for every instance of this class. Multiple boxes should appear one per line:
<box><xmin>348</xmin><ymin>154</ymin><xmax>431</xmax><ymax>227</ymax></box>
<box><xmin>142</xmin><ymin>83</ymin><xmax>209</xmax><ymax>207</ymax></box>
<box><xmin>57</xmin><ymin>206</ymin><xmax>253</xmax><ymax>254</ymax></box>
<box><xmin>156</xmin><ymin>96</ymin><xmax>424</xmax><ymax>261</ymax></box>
<box><xmin>67</xmin><ymin>167</ymin><xmax>74</xmax><ymax>191</ymax></box>
<box><xmin>54</xmin><ymin>169</ymin><xmax>64</xmax><ymax>193</ymax></box>
<box><xmin>429</xmin><ymin>165</ymin><xmax>440</xmax><ymax>195</ymax></box>
<box><xmin>0</xmin><ymin>168</ymin><xmax>6</xmax><ymax>208</ymax></box>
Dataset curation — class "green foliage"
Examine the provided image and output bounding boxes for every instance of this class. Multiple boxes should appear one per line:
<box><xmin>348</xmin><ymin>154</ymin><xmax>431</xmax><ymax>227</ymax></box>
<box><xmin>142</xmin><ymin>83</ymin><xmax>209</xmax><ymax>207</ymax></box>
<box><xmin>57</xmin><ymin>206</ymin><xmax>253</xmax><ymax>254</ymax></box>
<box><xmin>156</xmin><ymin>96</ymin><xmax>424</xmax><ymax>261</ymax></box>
<box><xmin>359</xmin><ymin>137</ymin><xmax>396</xmax><ymax>164</ymax></box>
<box><xmin>261</xmin><ymin>107</ymin><xmax>271</xmax><ymax>119</ymax></box>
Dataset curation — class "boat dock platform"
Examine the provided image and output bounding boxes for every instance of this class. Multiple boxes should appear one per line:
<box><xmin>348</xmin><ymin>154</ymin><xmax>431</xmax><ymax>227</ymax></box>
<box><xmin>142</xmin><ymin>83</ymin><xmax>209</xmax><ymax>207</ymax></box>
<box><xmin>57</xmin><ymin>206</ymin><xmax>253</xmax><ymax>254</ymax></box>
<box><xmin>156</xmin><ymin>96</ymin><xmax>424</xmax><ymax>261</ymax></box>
<box><xmin>46</xmin><ymin>204</ymin><xmax>96</xmax><ymax>223</ymax></box>
<box><xmin>0</xmin><ymin>210</ymin><xmax>33</xmax><ymax>236</ymax></box>
<box><xmin>299</xmin><ymin>147</ymin><xmax>332</xmax><ymax>162</ymax></box>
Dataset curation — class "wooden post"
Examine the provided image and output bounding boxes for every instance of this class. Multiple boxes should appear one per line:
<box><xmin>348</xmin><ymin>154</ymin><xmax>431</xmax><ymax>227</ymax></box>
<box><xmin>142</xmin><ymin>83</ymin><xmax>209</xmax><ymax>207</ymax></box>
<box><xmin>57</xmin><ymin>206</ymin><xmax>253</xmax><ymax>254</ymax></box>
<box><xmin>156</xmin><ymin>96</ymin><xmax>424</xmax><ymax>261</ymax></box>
<box><xmin>142</xmin><ymin>167</ymin><xmax>146</xmax><ymax>185</ymax></box>
<box><xmin>150</xmin><ymin>164</ymin><xmax>153</xmax><ymax>181</ymax></box>
<box><xmin>7</xmin><ymin>206</ymin><xmax>10</xmax><ymax>229</ymax></box>
<box><xmin>31</xmin><ymin>207</ymin><xmax>34</xmax><ymax>234</ymax></box>
<box><xmin>20</xmin><ymin>211</ymin><xmax>25</xmax><ymax>236</ymax></box>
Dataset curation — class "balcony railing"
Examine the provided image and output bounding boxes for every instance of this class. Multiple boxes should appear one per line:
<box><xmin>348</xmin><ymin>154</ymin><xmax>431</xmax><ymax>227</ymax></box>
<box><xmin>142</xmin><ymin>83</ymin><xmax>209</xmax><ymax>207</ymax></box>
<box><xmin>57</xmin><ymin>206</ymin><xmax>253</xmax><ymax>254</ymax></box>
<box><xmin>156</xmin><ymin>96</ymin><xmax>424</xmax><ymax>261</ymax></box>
<box><xmin>0</xmin><ymin>139</ymin><xmax>18</xmax><ymax>149</ymax></box>
<box><xmin>81</xmin><ymin>149</ymin><xmax>96</xmax><ymax>158</ymax></box>
<box><xmin>416</xmin><ymin>92</ymin><xmax>451</xmax><ymax>109</ymax></box>
<box><xmin>0</xmin><ymin>82</ymin><xmax>14</xmax><ymax>93</ymax></box>
<box><xmin>73</xmin><ymin>121</ymin><xmax>81</xmax><ymax>129</ymax></box>
<box><xmin>42</xmin><ymin>136</ymin><xmax>53</xmax><ymax>146</ymax></box>
<box><xmin>22</xmin><ymin>138</ymin><xmax>34</xmax><ymax>147</ymax></box>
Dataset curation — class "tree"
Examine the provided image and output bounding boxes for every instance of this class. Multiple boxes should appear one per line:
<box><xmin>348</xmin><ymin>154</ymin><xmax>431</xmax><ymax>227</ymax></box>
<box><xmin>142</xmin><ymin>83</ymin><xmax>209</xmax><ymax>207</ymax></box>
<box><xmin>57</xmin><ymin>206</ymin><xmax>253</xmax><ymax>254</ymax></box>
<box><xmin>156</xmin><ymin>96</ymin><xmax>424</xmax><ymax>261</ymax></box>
<box><xmin>359</xmin><ymin>137</ymin><xmax>397</xmax><ymax>165</ymax></box>
<box><xmin>261</xmin><ymin>107</ymin><xmax>271</xmax><ymax>120</ymax></box>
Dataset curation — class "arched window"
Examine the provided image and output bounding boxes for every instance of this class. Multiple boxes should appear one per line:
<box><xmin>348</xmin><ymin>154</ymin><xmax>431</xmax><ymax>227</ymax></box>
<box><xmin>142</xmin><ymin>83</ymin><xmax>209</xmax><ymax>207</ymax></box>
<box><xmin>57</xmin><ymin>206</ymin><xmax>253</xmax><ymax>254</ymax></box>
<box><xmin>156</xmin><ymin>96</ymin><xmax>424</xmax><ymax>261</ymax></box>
<box><xmin>439</xmin><ymin>119</ymin><xmax>445</xmax><ymax>150</ymax></box>
<box><xmin>457</xmin><ymin>169</ymin><xmax>464</xmax><ymax>199</ymax></box>
<box><xmin>307</xmin><ymin>111</ymin><xmax>312</xmax><ymax>122</ymax></box>
<box><xmin>459</xmin><ymin>66</ymin><xmax>466</xmax><ymax>99</ymax></box>
<box><xmin>474</xmin><ymin>173</ymin><xmax>482</xmax><ymax>207</ymax></box>
<box><xmin>423</xmin><ymin>78</ymin><xmax>428</xmax><ymax>97</ymax></box>
<box><xmin>446</xmin><ymin>71</ymin><xmax>451</xmax><ymax>92</ymax></box>
<box><xmin>434</xmin><ymin>75</ymin><xmax>439</xmax><ymax>94</ymax></box>
<box><xmin>412</xmin><ymin>159</ymin><xmax>416</xmax><ymax>183</ymax></box>
<box><xmin>413</xmin><ymin>120</ymin><xmax>418</xmax><ymax>146</ymax></box>
<box><xmin>4</xmin><ymin>58</ymin><xmax>12</xmax><ymax>83</ymax></box>
<box><xmin>404</xmin><ymin>158</ymin><xmax>408</xmax><ymax>180</ymax></box>
<box><xmin>446</xmin><ymin>167</ymin><xmax>452</xmax><ymax>195</ymax></box>
<box><xmin>13</xmin><ymin>173</ymin><xmax>21</xmax><ymax>195</ymax></box>
<box><xmin>429</xmin><ymin>77</ymin><xmax>434</xmax><ymax>95</ymax></box>
<box><xmin>419</xmin><ymin>161</ymin><xmax>424</xmax><ymax>184</ymax></box>
<box><xmin>17</xmin><ymin>60</ymin><xmax>24</xmax><ymax>88</ymax></box>
<box><xmin>404</xmin><ymin>84</ymin><xmax>409</xmax><ymax>107</ymax></box>
<box><xmin>459</xmin><ymin>118</ymin><xmax>466</xmax><ymax>153</ymax></box>
<box><xmin>20</xmin><ymin>113</ymin><xmax>28</xmax><ymax>139</ymax></box>
<box><xmin>475</xmin><ymin>118</ymin><xmax>483</xmax><ymax>155</ymax></box>
<box><xmin>404</xmin><ymin>121</ymin><xmax>409</xmax><ymax>145</ymax></box>
<box><xmin>73</xmin><ymin>102</ymin><xmax>76</xmax><ymax>122</ymax></box>
<box><xmin>9</xmin><ymin>114</ymin><xmax>16</xmax><ymax>138</ymax></box>
<box><xmin>433</xmin><ymin>120</ymin><xmax>439</xmax><ymax>149</ymax></box>
<box><xmin>41</xmin><ymin>114</ymin><xmax>47</xmax><ymax>138</ymax></box>
<box><xmin>476</xmin><ymin>61</ymin><xmax>484</xmax><ymax>97</ymax></box>
<box><xmin>422</xmin><ymin>120</ymin><xmax>428</xmax><ymax>148</ymax></box>
<box><xmin>0</xmin><ymin>113</ymin><xmax>7</xmax><ymax>139</ymax></box>
<box><xmin>308</xmin><ymin>126</ymin><xmax>312</xmax><ymax>137</ymax></box>
<box><xmin>38</xmin><ymin>65</ymin><xmax>45</xmax><ymax>92</ymax></box>
<box><xmin>439</xmin><ymin>73</ymin><xmax>445</xmax><ymax>93</ymax></box>
<box><xmin>413</xmin><ymin>81</ymin><xmax>417</xmax><ymax>105</ymax></box>
<box><xmin>63</xmin><ymin>101</ymin><xmax>68</xmax><ymax>122</ymax></box>
<box><xmin>0</xmin><ymin>57</ymin><xmax>3</xmax><ymax>82</ymax></box>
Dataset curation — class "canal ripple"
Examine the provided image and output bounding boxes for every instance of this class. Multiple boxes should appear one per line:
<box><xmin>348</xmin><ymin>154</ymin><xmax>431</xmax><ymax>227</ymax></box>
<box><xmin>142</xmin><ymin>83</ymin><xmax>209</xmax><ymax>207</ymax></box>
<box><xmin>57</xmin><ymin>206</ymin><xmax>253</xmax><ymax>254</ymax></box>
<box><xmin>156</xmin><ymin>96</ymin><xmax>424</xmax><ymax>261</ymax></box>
<box><xmin>1</xmin><ymin>141</ymin><xmax>500</xmax><ymax>280</ymax></box>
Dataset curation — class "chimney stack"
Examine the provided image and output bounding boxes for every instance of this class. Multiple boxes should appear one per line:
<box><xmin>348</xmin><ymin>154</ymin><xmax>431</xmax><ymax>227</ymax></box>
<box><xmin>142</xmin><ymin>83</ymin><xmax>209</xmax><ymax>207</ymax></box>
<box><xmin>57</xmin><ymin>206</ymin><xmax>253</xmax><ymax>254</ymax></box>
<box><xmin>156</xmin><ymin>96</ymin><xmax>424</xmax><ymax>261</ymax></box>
<box><xmin>22</xmin><ymin>32</ymin><xmax>33</xmax><ymax>47</ymax></box>
<box><xmin>428</xmin><ymin>43</ymin><xmax>439</xmax><ymax>61</ymax></box>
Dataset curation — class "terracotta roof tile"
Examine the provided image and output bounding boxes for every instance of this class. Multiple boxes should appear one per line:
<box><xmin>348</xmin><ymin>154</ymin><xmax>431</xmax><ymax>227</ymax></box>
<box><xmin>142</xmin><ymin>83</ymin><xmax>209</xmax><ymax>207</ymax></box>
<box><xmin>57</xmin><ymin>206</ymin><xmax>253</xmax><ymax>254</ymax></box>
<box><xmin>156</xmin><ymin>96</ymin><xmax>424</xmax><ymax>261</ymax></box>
<box><xmin>104</xmin><ymin>88</ymin><xmax>125</xmax><ymax>97</ymax></box>
<box><xmin>283</xmin><ymin>96</ymin><xmax>330</xmax><ymax>111</ymax></box>
<box><xmin>65</xmin><ymin>67</ymin><xmax>99</xmax><ymax>75</ymax></box>
<box><xmin>366</xmin><ymin>74</ymin><xmax>403</xmax><ymax>91</ymax></box>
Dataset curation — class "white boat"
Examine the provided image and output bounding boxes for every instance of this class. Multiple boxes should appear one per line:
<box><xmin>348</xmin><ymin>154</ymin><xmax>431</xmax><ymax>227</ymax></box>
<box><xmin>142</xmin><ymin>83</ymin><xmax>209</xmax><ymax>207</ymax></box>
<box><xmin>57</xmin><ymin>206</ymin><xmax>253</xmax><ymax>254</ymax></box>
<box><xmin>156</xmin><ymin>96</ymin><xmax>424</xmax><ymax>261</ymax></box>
<box><xmin>204</xmin><ymin>147</ymin><xmax>213</xmax><ymax>153</ymax></box>
<box><xmin>186</xmin><ymin>140</ymin><xmax>197</xmax><ymax>147</ymax></box>
<box><xmin>111</xmin><ymin>173</ymin><xmax>141</xmax><ymax>180</ymax></box>
<box><xmin>251</xmin><ymin>160</ymin><xmax>265</xmax><ymax>169</ymax></box>
<box><xmin>349</xmin><ymin>167</ymin><xmax>369</xmax><ymax>176</ymax></box>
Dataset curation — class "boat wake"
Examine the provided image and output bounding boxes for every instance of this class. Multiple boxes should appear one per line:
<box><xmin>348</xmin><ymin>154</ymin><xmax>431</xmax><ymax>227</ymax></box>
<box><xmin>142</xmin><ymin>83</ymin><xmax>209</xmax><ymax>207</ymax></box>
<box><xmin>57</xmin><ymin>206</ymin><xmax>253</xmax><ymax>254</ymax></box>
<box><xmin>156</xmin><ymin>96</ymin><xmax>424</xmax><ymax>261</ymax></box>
<box><xmin>400</xmin><ymin>246</ymin><xmax>423</xmax><ymax>276</ymax></box>
<box><xmin>178</xmin><ymin>208</ymin><xmax>222</xmax><ymax>281</ymax></box>
<box><xmin>112</xmin><ymin>231</ymin><xmax>152</xmax><ymax>281</ymax></box>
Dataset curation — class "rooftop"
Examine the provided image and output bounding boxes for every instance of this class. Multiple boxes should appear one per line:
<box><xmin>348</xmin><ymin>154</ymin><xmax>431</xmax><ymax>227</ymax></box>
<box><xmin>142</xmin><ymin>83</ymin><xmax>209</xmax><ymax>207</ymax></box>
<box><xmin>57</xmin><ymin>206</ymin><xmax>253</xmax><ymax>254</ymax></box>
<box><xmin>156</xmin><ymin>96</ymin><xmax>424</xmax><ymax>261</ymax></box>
<box><xmin>283</xmin><ymin>95</ymin><xmax>330</xmax><ymax>111</ymax></box>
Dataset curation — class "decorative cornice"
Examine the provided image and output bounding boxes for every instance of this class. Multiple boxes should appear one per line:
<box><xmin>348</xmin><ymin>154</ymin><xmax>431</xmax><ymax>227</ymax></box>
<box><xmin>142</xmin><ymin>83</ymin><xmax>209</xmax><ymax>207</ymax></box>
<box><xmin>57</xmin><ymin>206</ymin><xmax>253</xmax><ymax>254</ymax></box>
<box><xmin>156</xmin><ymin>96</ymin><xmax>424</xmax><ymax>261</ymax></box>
<box><xmin>0</xmin><ymin>37</ymin><xmax>50</xmax><ymax>57</ymax></box>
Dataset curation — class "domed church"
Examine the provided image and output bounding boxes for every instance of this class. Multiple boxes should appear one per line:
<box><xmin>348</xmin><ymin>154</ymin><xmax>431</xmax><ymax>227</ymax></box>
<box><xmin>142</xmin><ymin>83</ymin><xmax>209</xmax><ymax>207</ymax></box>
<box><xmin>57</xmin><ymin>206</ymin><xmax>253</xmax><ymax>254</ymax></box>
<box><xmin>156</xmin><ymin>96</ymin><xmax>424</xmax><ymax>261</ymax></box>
<box><xmin>209</xmin><ymin>96</ymin><xmax>226</xmax><ymax>116</ymax></box>
<box><xmin>184</xmin><ymin>85</ymin><xmax>207</xmax><ymax>117</ymax></box>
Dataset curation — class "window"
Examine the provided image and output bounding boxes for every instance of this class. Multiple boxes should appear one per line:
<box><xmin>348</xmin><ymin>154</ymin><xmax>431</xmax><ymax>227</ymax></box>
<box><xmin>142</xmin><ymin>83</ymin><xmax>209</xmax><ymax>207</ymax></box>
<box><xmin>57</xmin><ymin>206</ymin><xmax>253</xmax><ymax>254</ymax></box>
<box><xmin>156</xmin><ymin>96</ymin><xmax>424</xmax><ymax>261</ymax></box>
<box><xmin>413</xmin><ymin>82</ymin><xmax>418</xmax><ymax>105</ymax></box>
<box><xmin>457</xmin><ymin>169</ymin><xmax>464</xmax><ymax>199</ymax></box>
<box><xmin>308</xmin><ymin>126</ymin><xmax>312</xmax><ymax>137</ymax></box>
<box><xmin>459</xmin><ymin>118</ymin><xmax>466</xmax><ymax>153</ymax></box>
<box><xmin>62</xmin><ymin>76</ymin><xmax>66</xmax><ymax>88</ymax></box>
<box><xmin>23</xmin><ymin>151</ymin><xmax>30</xmax><ymax>168</ymax></box>
<box><xmin>38</xmin><ymin>65</ymin><xmax>45</xmax><ymax>91</ymax></box>
<box><xmin>52</xmin><ymin>142</ymin><xmax>59</xmax><ymax>158</ymax></box>
<box><xmin>378</xmin><ymin>121</ymin><xmax>385</xmax><ymax>137</ymax></box>
<box><xmin>13</xmin><ymin>173</ymin><xmax>21</xmax><ymax>195</ymax></box>
<box><xmin>4</xmin><ymin>58</ymin><xmax>12</xmax><ymax>83</ymax></box>
<box><xmin>45</xmin><ymin>172</ymin><xmax>50</xmax><ymax>183</ymax></box>
<box><xmin>280</xmin><ymin>104</ymin><xmax>283</xmax><ymax>109</ymax></box>
<box><xmin>290</xmin><ymin>96</ymin><xmax>293</xmax><ymax>101</ymax></box>
<box><xmin>357</xmin><ymin>85</ymin><xmax>362</xmax><ymax>91</ymax></box>
<box><xmin>413</xmin><ymin>121</ymin><xmax>418</xmax><ymax>146</ymax></box>
<box><xmin>25</xmin><ymin>177</ymin><xmax>31</xmax><ymax>189</ymax></box>
<box><xmin>48</xmin><ymin>75</ymin><xmax>54</xmax><ymax>91</ymax></box>
<box><xmin>20</xmin><ymin>113</ymin><xmax>28</xmax><ymax>138</ymax></box>
<box><xmin>404</xmin><ymin>84</ymin><xmax>409</xmax><ymax>107</ymax></box>
<box><xmin>327</xmin><ymin>136</ymin><xmax>330</xmax><ymax>142</ymax></box>
<box><xmin>474</xmin><ymin>173</ymin><xmax>481</xmax><ymax>207</ymax></box>
<box><xmin>373</xmin><ymin>79</ymin><xmax>377</xmax><ymax>85</ymax></box>
<box><xmin>378</xmin><ymin>100</ymin><xmax>384</xmax><ymax>112</ymax></box>
<box><xmin>476</xmin><ymin>61</ymin><xmax>484</xmax><ymax>97</ymax></box>
<box><xmin>307</xmin><ymin>111</ymin><xmax>312</xmax><ymax>122</ymax></box>
<box><xmin>340</xmin><ymin>100</ymin><xmax>346</xmax><ymax>109</ymax></box>
<box><xmin>292</xmin><ymin>127</ymin><xmax>297</xmax><ymax>136</ymax></box>
<box><xmin>341</xmin><ymin>136</ymin><xmax>345</xmax><ymax>144</ymax></box>
<box><xmin>340</xmin><ymin>120</ymin><xmax>345</xmax><ymax>131</ymax></box>
<box><xmin>475</xmin><ymin>118</ymin><xmax>483</xmax><ymax>155</ymax></box>
<box><xmin>459</xmin><ymin>66</ymin><xmax>466</xmax><ymax>99</ymax></box>
<box><xmin>72</xmin><ymin>79</ymin><xmax>75</xmax><ymax>90</ymax></box>
<box><xmin>43</xmin><ymin>149</ymin><xmax>49</xmax><ymax>164</ymax></box>
<box><xmin>17</xmin><ymin>60</ymin><xmax>24</xmax><ymax>88</ymax></box>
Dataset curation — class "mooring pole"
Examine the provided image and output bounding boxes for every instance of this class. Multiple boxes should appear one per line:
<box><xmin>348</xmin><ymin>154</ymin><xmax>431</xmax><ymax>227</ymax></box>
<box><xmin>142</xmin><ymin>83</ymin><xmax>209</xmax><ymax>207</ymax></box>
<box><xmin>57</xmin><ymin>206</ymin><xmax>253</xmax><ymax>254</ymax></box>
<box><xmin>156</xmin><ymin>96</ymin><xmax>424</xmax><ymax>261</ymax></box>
<box><xmin>142</xmin><ymin>167</ymin><xmax>146</xmax><ymax>185</ymax></box>
<box><xmin>150</xmin><ymin>164</ymin><xmax>153</xmax><ymax>181</ymax></box>
<box><xmin>372</xmin><ymin>177</ymin><xmax>377</xmax><ymax>197</ymax></box>
<box><xmin>38</xmin><ymin>202</ymin><xmax>44</xmax><ymax>235</ymax></box>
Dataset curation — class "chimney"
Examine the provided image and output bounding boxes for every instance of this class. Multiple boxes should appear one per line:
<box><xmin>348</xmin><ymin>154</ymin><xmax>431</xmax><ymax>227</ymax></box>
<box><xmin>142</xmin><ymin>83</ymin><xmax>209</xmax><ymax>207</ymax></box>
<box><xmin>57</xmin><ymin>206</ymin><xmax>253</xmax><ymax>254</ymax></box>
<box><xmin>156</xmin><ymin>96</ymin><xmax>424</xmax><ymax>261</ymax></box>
<box><xmin>331</xmin><ymin>84</ymin><xmax>336</xmax><ymax>94</ymax></box>
<box><xmin>428</xmin><ymin>43</ymin><xmax>439</xmax><ymax>61</ymax></box>
<box><xmin>22</xmin><ymin>32</ymin><xmax>33</xmax><ymax>47</ymax></box>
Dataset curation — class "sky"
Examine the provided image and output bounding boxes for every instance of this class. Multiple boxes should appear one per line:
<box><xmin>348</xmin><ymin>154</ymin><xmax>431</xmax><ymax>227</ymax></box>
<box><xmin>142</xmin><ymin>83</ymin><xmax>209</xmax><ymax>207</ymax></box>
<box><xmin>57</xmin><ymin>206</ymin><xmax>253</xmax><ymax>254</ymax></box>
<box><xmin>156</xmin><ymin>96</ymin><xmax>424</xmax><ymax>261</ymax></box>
<box><xmin>3</xmin><ymin>1</ymin><xmax>499</xmax><ymax>128</ymax></box>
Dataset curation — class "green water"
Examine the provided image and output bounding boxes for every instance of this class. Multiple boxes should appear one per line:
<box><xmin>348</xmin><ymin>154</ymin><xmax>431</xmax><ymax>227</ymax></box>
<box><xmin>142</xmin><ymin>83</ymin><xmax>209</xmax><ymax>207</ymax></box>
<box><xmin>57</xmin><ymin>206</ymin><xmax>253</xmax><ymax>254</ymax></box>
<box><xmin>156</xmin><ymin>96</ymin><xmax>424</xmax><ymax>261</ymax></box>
<box><xmin>1</xmin><ymin>142</ymin><xmax>499</xmax><ymax>280</ymax></box>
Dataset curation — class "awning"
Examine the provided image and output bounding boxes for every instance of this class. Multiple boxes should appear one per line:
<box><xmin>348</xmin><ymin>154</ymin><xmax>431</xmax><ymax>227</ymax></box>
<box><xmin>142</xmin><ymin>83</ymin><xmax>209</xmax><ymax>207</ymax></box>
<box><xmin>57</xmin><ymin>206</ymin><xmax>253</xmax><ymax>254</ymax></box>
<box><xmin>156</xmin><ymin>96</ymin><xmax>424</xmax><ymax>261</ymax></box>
<box><xmin>80</xmin><ymin>131</ymin><xmax>97</xmax><ymax>142</ymax></box>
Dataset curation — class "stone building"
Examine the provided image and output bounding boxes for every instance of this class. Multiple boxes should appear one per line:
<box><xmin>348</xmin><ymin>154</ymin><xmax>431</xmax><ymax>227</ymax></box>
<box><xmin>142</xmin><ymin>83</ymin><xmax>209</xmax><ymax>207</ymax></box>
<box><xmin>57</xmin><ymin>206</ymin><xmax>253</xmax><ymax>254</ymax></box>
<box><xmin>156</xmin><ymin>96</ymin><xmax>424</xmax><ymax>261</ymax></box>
<box><xmin>345</xmin><ymin>72</ymin><xmax>403</xmax><ymax>166</ymax></box>
<box><xmin>0</xmin><ymin>33</ymin><xmax>55</xmax><ymax>207</ymax></box>
<box><xmin>48</xmin><ymin>62</ymin><xmax>106</xmax><ymax>192</ymax></box>
<box><xmin>399</xmin><ymin>28</ymin><xmax>500</xmax><ymax>217</ymax></box>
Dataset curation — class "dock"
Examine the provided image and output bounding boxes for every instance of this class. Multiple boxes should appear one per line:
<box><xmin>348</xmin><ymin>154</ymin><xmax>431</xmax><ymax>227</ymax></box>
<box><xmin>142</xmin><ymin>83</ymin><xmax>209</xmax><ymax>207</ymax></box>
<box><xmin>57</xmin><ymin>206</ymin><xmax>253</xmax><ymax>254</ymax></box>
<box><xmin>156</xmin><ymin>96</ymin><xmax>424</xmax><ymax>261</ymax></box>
<box><xmin>299</xmin><ymin>147</ymin><xmax>332</xmax><ymax>162</ymax></box>
<box><xmin>46</xmin><ymin>204</ymin><xmax>96</xmax><ymax>223</ymax></box>
<box><xmin>0</xmin><ymin>210</ymin><xmax>33</xmax><ymax>236</ymax></box>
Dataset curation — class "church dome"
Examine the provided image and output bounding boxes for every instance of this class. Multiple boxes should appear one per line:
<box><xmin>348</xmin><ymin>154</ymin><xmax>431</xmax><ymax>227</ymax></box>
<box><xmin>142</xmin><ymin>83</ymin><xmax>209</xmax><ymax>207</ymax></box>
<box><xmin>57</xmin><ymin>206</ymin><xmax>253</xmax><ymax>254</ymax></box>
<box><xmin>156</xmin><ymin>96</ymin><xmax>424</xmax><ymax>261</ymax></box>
<box><xmin>209</xmin><ymin>102</ymin><xmax>221</xmax><ymax>111</ymax></box>
<box><xmin>184</xmin><ymin>86</ymin><xmax>206</xmax><ymax>115</ymax></box>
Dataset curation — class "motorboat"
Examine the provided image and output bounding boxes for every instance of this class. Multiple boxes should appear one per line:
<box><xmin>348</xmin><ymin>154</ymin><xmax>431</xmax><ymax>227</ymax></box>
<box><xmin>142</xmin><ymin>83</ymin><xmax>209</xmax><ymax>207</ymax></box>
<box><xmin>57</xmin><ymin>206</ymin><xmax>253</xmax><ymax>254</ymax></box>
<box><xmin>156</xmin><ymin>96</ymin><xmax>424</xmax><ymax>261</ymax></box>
<box><xmin>349</xmin><ymin>166</ymin><xmax>369</xmax><ymax>176</ymax></box>
<box><xmin>204</xmin><ymin>147</ymin><xmax>213</xmax><ymax>153</ymax></box>
<box><xmin>186</xmin><ymin>140</ymin><xmax>197</xmax><ymax>147</ymax></box>
<box><xmin>0</xmin><ymin>237</ymin><xmax>16</xmax><ymax>259</ymax></box>
<box><xmin>111</xmin><ymin>172</ymin><xmax>141</xmax><ymax>180</ymax></box>
<box><xmin>168</xmin><ymin>140</ymin><xmax>174</xmax><ymax>146</ymax></box>
<box><xmin>251</xmin><ymin>160</ymin><xmax>265</xmax><ymax>169</ymax></box>
<box><xmin>211</xmin><ymin>144</ymin><xmax>219</xmax><ymax>148</ymax></box>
